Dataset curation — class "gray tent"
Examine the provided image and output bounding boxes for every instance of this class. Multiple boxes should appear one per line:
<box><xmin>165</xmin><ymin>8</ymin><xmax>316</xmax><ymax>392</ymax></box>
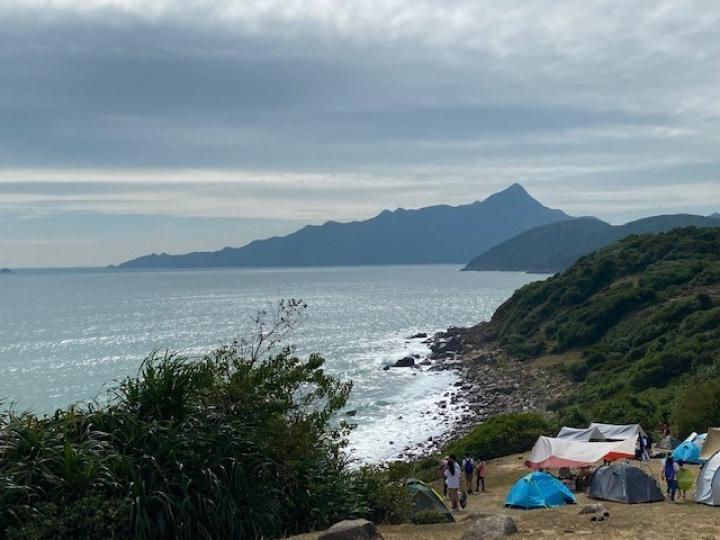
<box><xmin>405</xmin><ymin>479</ymin><xmax>454</xmax><ymax>522</ymax></box>
<box><xmin>589</xmin><ymin>462</ymin><xmax>664</xmax><ymax>504</ymax></box>
<box><xmin>656</xmin><ymin>435</ymin><xmax>680</xmax><ymax>450</ymax></box>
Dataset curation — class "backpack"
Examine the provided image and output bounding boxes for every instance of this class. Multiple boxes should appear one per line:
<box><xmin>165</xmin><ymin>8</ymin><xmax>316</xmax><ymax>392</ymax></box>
<box><xmin>464</xmin><ymin>459</ymin><xmax>474</xmax><ymax>474</ymax></box>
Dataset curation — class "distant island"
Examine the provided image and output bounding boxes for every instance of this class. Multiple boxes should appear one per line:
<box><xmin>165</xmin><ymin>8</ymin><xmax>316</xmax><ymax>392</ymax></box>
<box><xmin>0</xmin><ymin>268</ymin><xmax>12</xmax><ymax>274</ymax></box>
<box><xmin>463</xmin><ymin>213</ymin><xmax>720</xmax><ymax>273</ymax></box>
<box><xmin>117</xmin><ymin>184</ymin><xmax>571</xmax><ymax>269</ymax></box>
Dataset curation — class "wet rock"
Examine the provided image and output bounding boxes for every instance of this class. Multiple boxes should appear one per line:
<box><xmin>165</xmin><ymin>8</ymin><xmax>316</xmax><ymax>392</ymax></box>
<box><xmin>393</xmin><ymin>356</ymin><xmax>415</xmax><ymax>368</ymax></box>
<box><xmin>409</xmin><ymin>332</ymin><xmax>428</xmax><ymax>339</ymax></box>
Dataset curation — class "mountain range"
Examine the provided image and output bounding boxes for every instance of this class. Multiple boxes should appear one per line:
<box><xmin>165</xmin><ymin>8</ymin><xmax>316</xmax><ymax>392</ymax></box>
<box><xmin>463</xmin><ymin>213</ymin><xmax>720</xmax><ymax>273</ymax></box>
<box><xmin>118</xmin><ymin>184</ymin><xmax>570</xmax><ymax>268</ymax></box>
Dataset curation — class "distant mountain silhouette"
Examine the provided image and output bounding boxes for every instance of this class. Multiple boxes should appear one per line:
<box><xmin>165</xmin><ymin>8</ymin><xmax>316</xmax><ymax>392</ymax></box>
<box><xmin>711</xmin><ymin>212</ymin><xmax>720</xmax><ymax>220</ymax></box>
<box><xmin>464</xmin><ymin>214</ymin><xmax>720</xmax><ymax>273</ymax></box>
<box><xmin>118</xmin><ymin>184</ymin><xmax>571</xmax><ymax>268</ymax></box>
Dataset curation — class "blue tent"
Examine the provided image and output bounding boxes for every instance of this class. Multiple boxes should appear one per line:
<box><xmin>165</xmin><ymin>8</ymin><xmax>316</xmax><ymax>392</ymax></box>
<box><xmin>505</xmin><ymin>472</ymin><xmax>577</xmax><ymax>509</ymax></box>
<box><xmin>673</xmin><ymin>440</ymin><xmax>703</xmax><ymax>464</ymax></box>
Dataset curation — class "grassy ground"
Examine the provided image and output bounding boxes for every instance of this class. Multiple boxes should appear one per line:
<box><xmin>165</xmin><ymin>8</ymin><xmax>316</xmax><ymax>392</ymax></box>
<box><xmin>291</xmin><ymin>452</ymin><xmax>720</xmax><ymax>540</ymax></box>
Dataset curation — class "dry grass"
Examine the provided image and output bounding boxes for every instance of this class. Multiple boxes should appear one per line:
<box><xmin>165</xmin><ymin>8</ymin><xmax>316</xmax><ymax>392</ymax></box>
<box><xmin>291</xmin><ymin>453</ymin><xmax>720</xmax><ymax>540</ymax></box>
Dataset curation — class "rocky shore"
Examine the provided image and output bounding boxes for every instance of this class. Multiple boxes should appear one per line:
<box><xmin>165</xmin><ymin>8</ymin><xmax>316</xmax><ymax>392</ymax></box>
<box><xmin>389</xmin><ymin>324</ymin><xmax>572</xmax><ymax>460</ymax></box>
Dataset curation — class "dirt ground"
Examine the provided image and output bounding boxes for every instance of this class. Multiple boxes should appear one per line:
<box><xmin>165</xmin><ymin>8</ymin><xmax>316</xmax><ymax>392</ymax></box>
<box><xmin>291</xmin><ymin>453</ymin><xmax>720</xmax><ymax>540</ymax></box>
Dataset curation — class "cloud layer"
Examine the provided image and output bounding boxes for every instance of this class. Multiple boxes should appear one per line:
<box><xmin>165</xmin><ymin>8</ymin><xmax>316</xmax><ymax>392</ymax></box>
<box><xmin>1</xmin><ymin>1</ymin><xmax>719</xmax><ymax>265</ymax></box>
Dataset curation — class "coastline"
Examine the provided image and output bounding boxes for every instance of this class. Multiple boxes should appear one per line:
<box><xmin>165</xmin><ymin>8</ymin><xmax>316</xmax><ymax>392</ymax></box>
<box><xmin>393</xmin><ymin>324</ymin><xmax>571</xmax><ymax>461</ymax></box>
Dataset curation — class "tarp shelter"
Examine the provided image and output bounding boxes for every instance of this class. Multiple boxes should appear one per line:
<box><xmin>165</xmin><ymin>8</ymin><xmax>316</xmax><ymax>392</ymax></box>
<box><xmin>557</xmin><ymin>426</ymin><xmax>607</xmax><ymax>441</ymax></box>
<box><xmin>589</xmin><ymin>462</ymin><xmax>664</xmax><ymax>504</ymax></box>
<box><xmin>696</xmin><ymin>451</ymin><xmax>720</xmax><ymax>506</ymax></box>
<box><xmin>525</xmin><ymin>436</ymin><xmax>636</xmax><ymax>469</ymax></box>
<box><xmin>701</xmin><ymin>428</ymin><xmax>720</xmax><ymax>461</ymax></box>
<box><xmin>505</xmin><ymin>472</ymin><xmax>576</xmax><ymax>509</ymax></box>
<box><xmin>588</xmin><ymin>423</ymin><xmax>646</xmax><ymax>441</ymax></box>
<box><xmin>404</xmin><ymin>479</ymin><xmax>454</xmax><ymax>522</ymax></box>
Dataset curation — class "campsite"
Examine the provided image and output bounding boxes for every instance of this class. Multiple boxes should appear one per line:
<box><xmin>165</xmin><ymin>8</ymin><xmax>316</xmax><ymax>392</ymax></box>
<box><xmin>293</xmin><ymin>423</ymin><xmax>720</xmax><ymax>539</ymax></box>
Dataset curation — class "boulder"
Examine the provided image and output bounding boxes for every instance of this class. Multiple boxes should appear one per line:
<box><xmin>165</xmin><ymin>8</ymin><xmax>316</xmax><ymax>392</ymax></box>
<box><xmin>461</xmin><ymin>514</ymin><xmax>517</xmax><ymax>540</ymax></box>
<box><xmin>409</xmin><ymin>332</ymin><xmax>428</xmax><ymax>339</ymax></box>
<box><xmin>462</xmin><ymin>517</ymin><xmax>513</xmax><ymax>537</ymax></box>
<box><xmin>318</xmin><ymin>519</ymin><xmax>384</xmax><ymax>540</ymax></box>
<box><xmin>393</xmin><ymin>357</ymin><xmax>415</xmax><ymax>368</ymax></box>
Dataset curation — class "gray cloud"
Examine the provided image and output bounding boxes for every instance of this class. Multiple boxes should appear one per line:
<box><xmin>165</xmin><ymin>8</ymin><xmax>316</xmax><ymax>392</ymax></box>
<box><xmin>0</xmin><ymin>1</ymin><xmax>719</xmax><ymax>266</ymax></box>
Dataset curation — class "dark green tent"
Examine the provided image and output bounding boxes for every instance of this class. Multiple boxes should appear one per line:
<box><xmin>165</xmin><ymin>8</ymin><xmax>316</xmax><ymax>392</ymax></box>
<box><xmin>589</xmin><ymin>462</ymin><xmax>664</xmax><ymax>504</ymax></box>
<box><xmin>405</xmin><ymin>479</ymin><xmax>454</xmax><ymax>522</ymax></box>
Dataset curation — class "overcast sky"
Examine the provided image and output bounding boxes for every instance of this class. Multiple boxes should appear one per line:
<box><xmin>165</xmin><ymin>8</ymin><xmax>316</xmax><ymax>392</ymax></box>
<box><xmin>2</xmin><ymin>1</ymin><xmax>720</xmax><ymax>267</ymax></box>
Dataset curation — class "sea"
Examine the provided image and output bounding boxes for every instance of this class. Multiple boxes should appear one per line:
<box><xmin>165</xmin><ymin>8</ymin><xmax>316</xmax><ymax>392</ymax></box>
<box><xmin>0</xmin><ymin>265</ymin><xmax>543</xmax><ymax>462</ymax></box>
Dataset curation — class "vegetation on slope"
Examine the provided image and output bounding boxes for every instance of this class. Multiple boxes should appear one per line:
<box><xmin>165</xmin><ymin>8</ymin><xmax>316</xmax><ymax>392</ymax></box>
<box><xmin>0</xmin><ymin>302</ymin><xmax>409</xmax><ymax>540</ymax></box>
<box><xmin>464</xmin><ymin>214</ymin><xmax>720</xmax><ymax>273</ymax></box>
<box><xmin>484</xmin><ymin>227</ymin><xmax>720</xmax><ymax>434</ymax></box>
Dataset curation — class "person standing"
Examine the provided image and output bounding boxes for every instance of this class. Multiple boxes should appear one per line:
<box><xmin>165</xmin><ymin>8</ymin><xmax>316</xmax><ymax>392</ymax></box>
<box><xmin>444</xmin><ymin>455</ymin><xmax>461</xmax><ymax>511</ymax></box>
<box><xmin>663</xmin><ymin>455</ymin><xmax>679</xmax><ymax>502</ymax></box>
<box><xmin>462</xmin><ymin>454</ymin><xmax>475</xmax><ymax>495</ymax></box>
<box><xmin>640</xmin><ymin>434</ymin><xmax>650</xmax><ymax>463</ymax></box>
<box><xmin>476</xmin><ymin>457</ymin><xmax>487</xmax><ymax>492</ymax></box>
<box><xmin>439</xmin><ymin>458</ymin><xmax>449</xmax><ymax>497</ymax></box>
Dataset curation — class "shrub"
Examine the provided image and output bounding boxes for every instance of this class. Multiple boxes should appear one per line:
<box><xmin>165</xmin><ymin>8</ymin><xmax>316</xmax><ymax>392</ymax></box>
<box><xmin>0</xmin><ymin>301</ymin><xmax>368</xmax><ymax>540</ymax></box>
<box><xmin>672</xmin><ymin>378</ymin><xmax>720</xmax><ymax>438</ymax></box>
<box><xmin>444</xmin><ymin>413</ymin><xmax>551</xmax><ymax>460</ymax></box>
<box><xmin>411</xmin><ymin>510</ymin><xmax>449</xmax><ymax>524</ymax></box>
<box><xmin>355</xmin><ymin>467</ymin><xmax>411</xmax><ymax>525</ymax></box>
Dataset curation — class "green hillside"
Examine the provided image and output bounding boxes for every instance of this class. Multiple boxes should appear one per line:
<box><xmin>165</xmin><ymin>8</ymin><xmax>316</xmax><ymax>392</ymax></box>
<box><xmin>464</xmin><ymin>214</ymin><xmax>720</xmax><ymax>273</ymax></box>
<box><xmin>483</xmin><ymin>227</ymin><xmax>720</xmax><ymax>432</ymax></box>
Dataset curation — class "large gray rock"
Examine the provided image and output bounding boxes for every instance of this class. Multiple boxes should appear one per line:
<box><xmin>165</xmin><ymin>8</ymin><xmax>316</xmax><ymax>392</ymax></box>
<box><xmin>317</xmin><ymin>520</ymin><xmax>384</xmax><ymax>540</ymax></box>
<box><xmin>461</xmin><ymin>514</ymin><xmax>517</xmax><ymax>540</ymax></box>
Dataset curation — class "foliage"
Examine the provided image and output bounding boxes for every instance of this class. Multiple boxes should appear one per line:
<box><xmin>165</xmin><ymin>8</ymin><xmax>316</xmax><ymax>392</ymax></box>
<box><xmin>411</xmin><ymin>510</ymin><xmax>449</xmax><ymax>524</ymax></box>
<box><xmin>444</xmin><ymin>413</ymin><xmax>551</xmax><ymax>459</ymax></box>
<box><xmin>0</xmin><ymin>300</ymin><xmax>374</xmax><ymax>540</ymax></box>
<box><xmin>486</xmin><ymin>227</ymin><xmax>720</xmax><ymax>433</ymax></box>
<box><xmin>355</xmin><ymin>467</ymin><xmax>412</xmax><ymax>525</ymax></box>
<box><xmin>672</xmin><ymin>378</ymin><xmax>720</xmax><ymax>439</ymax></box>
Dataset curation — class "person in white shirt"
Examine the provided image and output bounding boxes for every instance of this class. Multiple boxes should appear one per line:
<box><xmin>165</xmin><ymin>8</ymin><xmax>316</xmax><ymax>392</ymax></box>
<box><xmin>444</xmin><ymin>455</ymin><xmax>461</xmax><ymax>510</ymax></box>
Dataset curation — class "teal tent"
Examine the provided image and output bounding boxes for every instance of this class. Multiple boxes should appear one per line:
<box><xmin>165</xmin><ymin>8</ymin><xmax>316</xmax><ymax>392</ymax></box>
<box><xmin>673</xmin><ymin>440</ymin><xmax>703</xmax><ymax>464</ymax></box>
<box><xmin>505</xmin><ymin>472</ymin><xmax>576</xmax><ymax>509</ymax></box>
<box><xmin>405</xmin><ymin>479</ymin><xmax>454</xmax><ymax>522</ymax></box>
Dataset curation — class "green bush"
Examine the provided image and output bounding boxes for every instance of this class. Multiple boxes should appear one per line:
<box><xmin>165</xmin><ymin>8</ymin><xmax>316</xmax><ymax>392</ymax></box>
<box><xmin>411</xmin><ymin>510</ymin><xmax>449</xmax><ymax>524</ymax></box>
<box><xmin>672</xmin><ymin>378</ymin><xmax>720</xmax><ymax>438</ymax></box>
<box><xmin>355</xmin><ymin>467</ymin><xmax>411</xmax><ymax>525</ymax></box>
<box><xmin>444</xmin><ymin>413</ymin><xmax>551</xmax><ymax>459</ymax></box>
<box><xmin>0</xmin><ymin>301</ymin><xmax>372</xmax><ymax>539</ymax></box>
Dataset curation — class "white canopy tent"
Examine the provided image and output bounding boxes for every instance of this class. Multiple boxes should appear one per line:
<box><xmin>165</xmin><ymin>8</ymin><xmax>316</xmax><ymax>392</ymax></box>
<box><xmin>696</xmin><ymin>450</ymin><xmax>720</xmax><ymax>505</ymax></box>
<box><xmin>588</xmin><ymin>423</ymin><xmax>646</xmax><ymax>441</ymax></box>
<box><xmin>525</xmin><ymin>436</ymin><xmax>636</xmax><ymax>470</ymax></box>
<box><xmin>701</xmin><ymin>428</ymin><xmax>720</xmax><ymax>461</ymax></box>
<box><xmin>557</xmin><ymin>426</ymin><xmax>607</xmax><ymax>442</ymax></box>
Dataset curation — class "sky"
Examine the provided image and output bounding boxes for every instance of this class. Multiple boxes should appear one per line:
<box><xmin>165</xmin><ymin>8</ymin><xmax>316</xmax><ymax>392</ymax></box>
<box><xmin>1</xmin><ymin>1</ymin><xmax>720</xmax><ymax>267</ymax></box>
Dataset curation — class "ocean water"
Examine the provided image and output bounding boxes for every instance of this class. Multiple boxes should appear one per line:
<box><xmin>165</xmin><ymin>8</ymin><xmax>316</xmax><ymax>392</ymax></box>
<box><xmin>0</xmin><ymin>265</ymin><xmax>542</xmax><ymax>462</ymax></box>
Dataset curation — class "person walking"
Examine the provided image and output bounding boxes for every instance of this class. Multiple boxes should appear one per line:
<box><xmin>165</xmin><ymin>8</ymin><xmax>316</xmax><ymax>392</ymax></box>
<box><xmin>640</xmin><ymin>434</ymin><xmax>650</xmax><ymax>463</ymax></box>
<box><xmin>462</xmin><ymin>454</ymin><xmax>475</xmax><ymax>495</ymax></box>
<box><xmin>475</xmin><ymin>457</ymin><xmax>487</xmax><ymax>492</ymax></box>
<box><xmin>663</xmin><ymin>455</ymin><xmax>679</xmax><ymax>502</ymax></box>
<box><xmin>444</xmin><ymin>455</ymin><xmax>461</xmax><ymax>511</ymax></box>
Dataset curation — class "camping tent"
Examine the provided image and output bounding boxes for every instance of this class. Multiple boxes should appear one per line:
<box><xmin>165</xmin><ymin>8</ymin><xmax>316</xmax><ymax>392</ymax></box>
<box><xmin>589</xmin><ymin>462</ymin><xmax>664</xmax><ymax>504</ymax></box>
<box><xmin>696</xmin><ymin>451</ymin><xmax>720</xmax><ymax>506</ymax></box>
<box><xmin>505</xmin><ymin>472</ymin><xmax>576</xmax><ymax>509</ymax></box>
<box><xmin>588</xmin><ymin>423</ymin><xmax>646</xmax><ymax>441</ymax></box>
<box><xmin>405</xmin><ymin>479</ymin><xmax>454</xmax><ymax>522</ymax></box>
<box><xmin>526</xmin><ymin>436</ymin><xmax>636</xmax><ymax>469</ymax></box>
<box><xmin>557</xmin><ymin>426</ymin><xmax>607</xmax><ymax>441</ymax></box>
<box><xmin>673</xmin><ymin>436</ymin><xmax>704</xmax><ymax>464</ymax></box>
<box><xmin>701</xmin><ymin>428</ymin><xmax>720</xmax><ymax>461</ymax></box>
